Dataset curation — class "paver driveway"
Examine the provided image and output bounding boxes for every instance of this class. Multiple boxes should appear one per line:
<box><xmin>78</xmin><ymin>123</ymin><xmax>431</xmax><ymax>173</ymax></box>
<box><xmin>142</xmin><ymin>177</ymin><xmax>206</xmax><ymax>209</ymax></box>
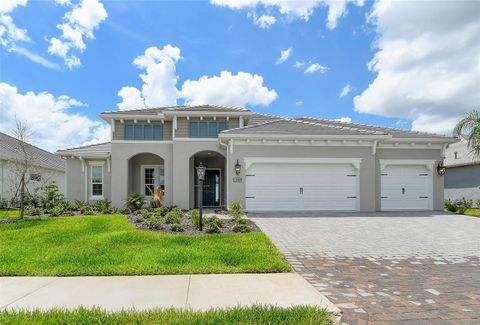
<box><xmin>250</xmin><ymin>212</ymin><xmax>480</xmax><ymax>324</ymax></box>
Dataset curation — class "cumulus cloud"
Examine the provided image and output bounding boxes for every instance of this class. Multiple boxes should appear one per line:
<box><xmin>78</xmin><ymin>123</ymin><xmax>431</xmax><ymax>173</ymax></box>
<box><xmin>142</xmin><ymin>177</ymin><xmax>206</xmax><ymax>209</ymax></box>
<box><xmin>304</xmin><ymin>63</ymin><xmax>328</xmax><ymax>74</ymax></box>
<box><xmin>354</xmin><ymin>0</ymin><xmax>480</xmax><ymax>135</ymax></box>
<box><xmin>117</xmin><ymin>45</ymin><xmax>181</xmax><ymax>110</ymax></box>
<box><xmin>47</xmin><ymin>0</ymin><xmax>108</xmax><ymax>69</ymax></box>
<box><xmin>275</xmin><ymin>47</ymin><xmax>292</xmax><ymax>64</ymax></box>
<box><xmin>339</xmin><ymin>84</ymin><xmax>352</xmax><ymax>98</ymax></box>
<box><xmin>334</xmin><ymin>117</ymin><xmax>352</xmax><ymax>123</ymax></box>
<box><xmin>0</xmin><ymin>0</ymin><xmax>29</xmax><ymax>48</ymax></box>
<box><xmin>0</xmin><ymin>82</ymin><xmax>109</xmax><ymax>152</ymax></box>
<box><xmin>118</xmin><ymin>44</ymin><xmax>278</xmax><ymax>110</ymax></box>
<box><xmin>210</xmin><ymin>0</ymin><xmax>364</xmax><ymax>29</ymax></box>
<box><xmin>248</xmin><ymin>12</ymin><xmax>276</xmax><ymax>29</ymax></box>
<box><xmin>181</xmin><ymin>71</ymin><xmax>278</xmax><ymax>107</ymax></box>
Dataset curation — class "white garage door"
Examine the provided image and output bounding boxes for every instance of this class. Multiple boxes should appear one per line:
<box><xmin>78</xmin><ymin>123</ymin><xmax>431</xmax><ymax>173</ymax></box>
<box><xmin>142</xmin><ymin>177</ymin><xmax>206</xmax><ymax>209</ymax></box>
<box><xmin>245</xmin><ymin>163</ymin><xmax>359</xmax><ymax>211</ymax></box>
<box><xmin>381</xmin><ymin>165</ymin><xmax>432</xmax><ymax>210</ymax></box>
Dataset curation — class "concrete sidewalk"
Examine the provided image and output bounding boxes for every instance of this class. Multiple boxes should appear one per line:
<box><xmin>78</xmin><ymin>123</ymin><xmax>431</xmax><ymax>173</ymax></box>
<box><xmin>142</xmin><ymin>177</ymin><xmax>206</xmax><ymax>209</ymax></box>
<box><xmin>0</xmin><ymin>273</ymin><xmax>340</xmax><ymax>321</ymax></box>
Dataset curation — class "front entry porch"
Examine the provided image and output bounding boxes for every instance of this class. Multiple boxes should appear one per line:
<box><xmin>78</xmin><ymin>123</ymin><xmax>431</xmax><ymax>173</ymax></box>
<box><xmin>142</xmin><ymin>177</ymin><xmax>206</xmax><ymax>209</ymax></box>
<box><xmin>191</xmin><ymin>151</ymin><xmax>226</xmax><ymax>208</ymax></box>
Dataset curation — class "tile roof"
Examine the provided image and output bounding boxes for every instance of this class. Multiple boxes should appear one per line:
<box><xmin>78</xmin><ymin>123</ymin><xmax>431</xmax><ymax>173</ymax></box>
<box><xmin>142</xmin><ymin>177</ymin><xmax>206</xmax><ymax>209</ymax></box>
<box><xmin>249</xmin><ymin>112</ymin><xmax>284</xmax><ymax>125</ymax></box>
<box><xmin>56</xmin><ymin>142</ymin><xmax>111</xmax><ymax>156</ymax></box>
<box><xmin>444</xmin><ymin>139</ymin><xmax>479</xmax><ymax>167</ymax></box>
<box><xmin>0</xmin><ymin>132</ymin><xmax>65</xmax><ymax>171</ymax></box>
<box><xmin>222</xmin><ymin>119</ymin><xmax>389</xmax><ymax>136</ymax></box>
<box><xmin>295</xmin><ymin>117</ymin><xmax>449</xmax><ymax>139</ymax></box>
<box><xmin>102</xmin><ymin>104</ymin><xmax>250</xmax><ymax>115</ymax></box>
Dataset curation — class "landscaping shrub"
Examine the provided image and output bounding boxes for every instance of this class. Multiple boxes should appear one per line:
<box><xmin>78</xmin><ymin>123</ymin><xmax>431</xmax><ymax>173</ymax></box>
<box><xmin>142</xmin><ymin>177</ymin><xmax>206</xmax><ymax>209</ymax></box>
<box><xmin>24</xmin><ymin>206</ymin><xmax>42</xmax><ymax>216</ymax></box>
<box><xmin>73</xmin><ymin>200</ymin><xmax>89</xmax><ymax>213</ymax></box>
<box><xmin>92</xmin><ymin>199</ymin><xmax>113</xmax><ymax>214</ymax></box>
<box><xmin>82</xmin><ymin>208</ymin><xmax>95</xmax><ymax>216</ymax></box>
<box><xmin>49</xmin><ymin>204</ymin><xmax>71</xmax><ymax>217</ymax></box>
<box><xmin>229</xmin><ymin>200</ymin><xmax>244</xmax><ymax>219</ymax></box>
<box><xmin>456</xmin><ymin>198</ymin><xmax>473</xmax><ymax>214</ymax></box>
<box><xmin>124</xmin><ymin>194</ymin><xmax>146</xmax><ymax>211</ymax></box>
<box><xmin>170</xmin><ymin>223</ymin><xmax>184</xmax><ymax>232</ymax></box>
<box><xmin>232</xmin><ymin>219</ymin><xmax>250</xmax><ymax>233</ymax></box>
<box><xmin>117</xmin><ymin>207</ymin><xmax>131</xmax><ymax>215</ymax></box>
<box><xmin>444</xmin><ymin>199</ymin><xmax>458</xmax><ymax>212</ymax></box>
<box><xmin>165</xmin><ymin>208</ymin><xmax>183</xmax><ymax>224</ymax></box>
<box><xmin>146</xmin><ymin>216</ymin><xmax>163</xmax><ymax>230</ymax></box>
<box><xmin>190</xmin><ymin>209</ymin><xmax>200</xmax><ymax>227</ymax></box>
<box><xmin>205</xmin><ymin>216</ymin><xmax>224</xmax><ymax>233</ymax></box>
<box><xmin>477</xmin><ymin>199</ymin><xmax>480</xmax><ymax>208</ymax></box>
<box><xmin>35</xmin><ymin>181</ymin><xmax>64</xmax><ymax>210</ymax></box>
<box><xmin>150</xmin><ymin>207</ymin><xmax>169</xmax><ymax>217</ymax></box>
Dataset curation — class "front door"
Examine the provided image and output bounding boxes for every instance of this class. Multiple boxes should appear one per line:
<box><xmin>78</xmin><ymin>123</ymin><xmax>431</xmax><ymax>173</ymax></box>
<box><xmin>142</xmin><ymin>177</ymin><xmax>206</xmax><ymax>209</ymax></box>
<box><xmin>203</xmin><ymin>169</ymin><xmax>220</xmax><ymax>207</ymax></box>
<box><xmin>141</xmin><ymin>165</ymin><xmax>160</xmax><ymax>198</ymax></box>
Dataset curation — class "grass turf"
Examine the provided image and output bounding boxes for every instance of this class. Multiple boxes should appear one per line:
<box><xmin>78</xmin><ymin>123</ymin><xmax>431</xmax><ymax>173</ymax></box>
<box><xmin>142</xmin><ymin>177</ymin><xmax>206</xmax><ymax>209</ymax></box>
<box><xmin>0</xmin><ymin>209</ymin><xmax>25</xmax><ymax>220</ymax></box>
<box><xmin>464</xmin><ymin>208</ymin><xmax>480</xmax><ymax>217</ymax></box>
<box><xmin>0</xmin><ymin>306</ymin><xmax>332</xmax><ymax>324</ymax></box>
<box><xmin>0</xmin><ymin>214</ymin><xmax>290</xmax><ymax>276</ymax></box>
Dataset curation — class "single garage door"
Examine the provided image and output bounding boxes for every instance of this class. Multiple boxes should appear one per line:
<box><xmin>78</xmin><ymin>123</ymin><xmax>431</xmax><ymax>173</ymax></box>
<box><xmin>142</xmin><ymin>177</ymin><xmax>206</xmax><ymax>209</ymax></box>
<box><xmin>381</xmin><ymin>165</ymin><xmax>432</xmax><ymax>210</ymax></box>
<box><xmin>245</xmin><ymin>163</ymin><xmax>359</xmax><ymax>211</ymax></box>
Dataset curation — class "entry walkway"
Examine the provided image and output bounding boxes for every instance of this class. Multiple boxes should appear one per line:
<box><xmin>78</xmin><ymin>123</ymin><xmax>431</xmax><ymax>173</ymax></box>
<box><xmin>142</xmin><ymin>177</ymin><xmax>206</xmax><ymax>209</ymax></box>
<box><xmin>0</xmin><ymin>273</ymin><xmax>340</xmax><ymax>321</ymax></box>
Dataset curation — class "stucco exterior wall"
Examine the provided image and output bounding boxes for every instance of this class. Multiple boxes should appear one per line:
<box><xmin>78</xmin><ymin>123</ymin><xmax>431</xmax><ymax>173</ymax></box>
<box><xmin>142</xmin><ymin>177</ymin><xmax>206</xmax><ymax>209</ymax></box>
<box><xmin>65</xmin><ymin>158</ymin><xmax>111</xmax><ymax>203</ymax></box>
<box><xmin>445</xmin><ymin>165</ymin><xmax>480</xmax><ymax>204</ymax></box>
<box><xmin>0</xmin><ymin>159</ymin><xmax>65</xmax><ymax>202</ymax></box>
<box><xmin>110</xmin><ymin>142</ymin><xmax>174</xmax><ymax>207</ymax></box>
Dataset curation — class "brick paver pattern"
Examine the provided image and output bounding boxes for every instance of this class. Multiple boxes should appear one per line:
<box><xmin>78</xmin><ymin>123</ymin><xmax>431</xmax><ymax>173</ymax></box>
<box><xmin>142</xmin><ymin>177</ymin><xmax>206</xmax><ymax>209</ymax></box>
<box><xmin>250</xmin><ymin>212</ymin><xmax>480</xmax><ymax>324</ymax></box>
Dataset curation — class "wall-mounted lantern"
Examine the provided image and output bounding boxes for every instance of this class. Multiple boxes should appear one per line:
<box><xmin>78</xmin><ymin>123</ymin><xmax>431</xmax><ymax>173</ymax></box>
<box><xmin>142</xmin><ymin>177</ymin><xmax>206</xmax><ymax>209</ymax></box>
<box><xmin>234</xmin><ymin>160</ymin><xmax>241</xmax><ymax>175</ymax></box>
<box><xmin>437</xmin><ymin>161</ymin><xmax>446</xmax><ymax>176</ymax></box>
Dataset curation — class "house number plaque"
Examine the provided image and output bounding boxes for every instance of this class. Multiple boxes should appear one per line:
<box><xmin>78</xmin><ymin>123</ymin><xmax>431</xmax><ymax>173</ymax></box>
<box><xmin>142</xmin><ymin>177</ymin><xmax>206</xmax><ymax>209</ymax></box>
<box><xmin>233</xmin><ymin>177</ymin><xmax>242</xmax><ymax>183</ymax></box>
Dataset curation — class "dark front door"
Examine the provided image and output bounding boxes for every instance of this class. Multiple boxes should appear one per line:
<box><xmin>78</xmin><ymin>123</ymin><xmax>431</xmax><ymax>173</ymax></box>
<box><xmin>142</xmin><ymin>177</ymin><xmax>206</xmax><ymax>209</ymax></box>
<box><xmin>203</xmin><ymin>169</ymin><xmax>220</xmax><ymax>207</ymax></box>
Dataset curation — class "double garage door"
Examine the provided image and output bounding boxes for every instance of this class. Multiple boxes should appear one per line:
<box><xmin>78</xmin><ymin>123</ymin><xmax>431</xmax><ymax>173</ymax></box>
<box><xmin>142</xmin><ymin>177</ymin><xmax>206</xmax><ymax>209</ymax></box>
<box><xmin>245</xmin><ymin>161</ymin><xmax>433</xmax><ymax>211</ymax></box>
<box><xmin>245</xmin><ymin>163</ymin><xmax>359</xmax><ymax>211</ymax></box>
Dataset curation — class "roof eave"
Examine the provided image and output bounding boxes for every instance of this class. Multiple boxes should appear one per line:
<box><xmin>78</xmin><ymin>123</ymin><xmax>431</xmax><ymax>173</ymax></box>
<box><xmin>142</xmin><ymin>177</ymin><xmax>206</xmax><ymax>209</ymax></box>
<box><xmin>219</xmin><ymin>133</ymin><xmax>393</xmax><ymax>140</ymax></box>
<box><xmin>163</xmin><ymin>111</ymin><xmax>252</xmax><ymax>117</ymax></box>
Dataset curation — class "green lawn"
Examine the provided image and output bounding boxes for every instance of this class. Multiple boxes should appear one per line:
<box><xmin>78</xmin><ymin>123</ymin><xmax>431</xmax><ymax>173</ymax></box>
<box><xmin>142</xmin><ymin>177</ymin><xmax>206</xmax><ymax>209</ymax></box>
<box><xmin>0</xmin><ymin>214</ymin><xmax>290</xmax><ymax>276</ymax></box>
<box><xmin>0</xmin><ymin>209</ymin><xmax>24</xmax><ymax>220</ymax></box>
<box><xmin>0</xmin><ymin>306</ymin><xmax>332</xmax><ymax>325</ymax></box>
<box><xmin>464</xmin><ymin>208</ymin><xmax>480</xmax><ymax>217</ymax></box>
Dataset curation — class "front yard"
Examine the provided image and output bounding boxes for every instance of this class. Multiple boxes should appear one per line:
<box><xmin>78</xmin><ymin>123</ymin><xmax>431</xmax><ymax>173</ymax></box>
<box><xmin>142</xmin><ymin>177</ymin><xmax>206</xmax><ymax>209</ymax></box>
<box><xmin>464</xmin><ymin>208</ymin><xmax>480</xmax><ymax>217</ymax></box>
<box><xmin>0</xmin><ymin>214</ymin><xmax>290</xmax><ymax>276</ymax></box>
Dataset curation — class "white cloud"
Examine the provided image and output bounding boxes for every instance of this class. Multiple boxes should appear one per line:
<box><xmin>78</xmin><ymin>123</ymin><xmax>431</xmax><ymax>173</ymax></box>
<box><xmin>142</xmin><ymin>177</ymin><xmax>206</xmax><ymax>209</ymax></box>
<box><xmin>293</xmin><ymin>61</ymin><xmax>304</xmax><ymax>68</ymax></box>
<box><xmin>118</xmin><ymin>44</ymin><xmax>278</xmax><ymax>109</ymax></box>
<box><xmin>210</xmin><ymin>0</ymin><xmax>363</xmax><ymax>29</ymax></box>
<box><xmin>249</xmin><ymin>13</ymin><xmax>276</xmax><ymax>29</ymax></box>
<box><xmin>181</xmin><ymin>71</ymin><xmax>278</xmax><ymax>107</ymax></box>
<box><xmin>275</xmin><ymin>47</ymin><xmax>292</xmax><ymax>64</ymax></box>
<box><xmin>339</xmin><ymin>84</ymin><xmax>352</xmax><ymax>98</ymax></box>
<box><xmin>47</xmin><ymin>0</ymin><xmax>108</xmax><ymax>69</ymax></box>
<box><xmin>304</xmin><ymin>63</ymin><xmax>328</xmax><ymax>74</ymax></box>
<box><xmin>11</xmin><ymin>46</ymin><xmax>60</xmax><ymax>69</ymax></box>
<box><xmin>0</xmin><ymin>0</ymin><xmax>29</xmax><ymax>48</ymax></box>
<box><xmin>334</xmin><ymin>117</ymin><xmax>352</xmax><ymax>123</ymax></box>
<box><xmin>117</xmin><ymin>45</ymin><xmax>181</xmax><ymax>110</ymax></box>
<box><xmin>0</xmin><ymin>82</ymin><xmax>109</xmax><ymax>152</ymax></box>
<box><xmin>295</xmin><ymin>100</ymin><xmax>303</xmax><ymax>106</ymax></box>
<box><xmin>354</xmin><ymin>0</ymin><xmax>480</xmax><ymax>134</ymax></box>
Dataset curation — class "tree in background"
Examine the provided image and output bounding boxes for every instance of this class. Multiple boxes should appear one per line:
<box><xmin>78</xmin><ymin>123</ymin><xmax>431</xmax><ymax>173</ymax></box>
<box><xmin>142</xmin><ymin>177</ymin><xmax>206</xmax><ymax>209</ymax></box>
<box><xmin>454</xmin><ymin>110</ymin><xmax>480</xmax><ymax>158</ymax></box>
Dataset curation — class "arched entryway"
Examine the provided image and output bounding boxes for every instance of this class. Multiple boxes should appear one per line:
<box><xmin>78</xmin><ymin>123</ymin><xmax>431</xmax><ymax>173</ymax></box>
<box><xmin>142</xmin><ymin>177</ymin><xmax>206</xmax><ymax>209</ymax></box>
<box><xmin>189</xmin><ymin>150</ymin><xmax>226</xmax><ymax>208</ymax></box>
<box><xmin>128</xmin><ymin>153</ymin><xmax>165</xmax><ymax>199</ymax></box>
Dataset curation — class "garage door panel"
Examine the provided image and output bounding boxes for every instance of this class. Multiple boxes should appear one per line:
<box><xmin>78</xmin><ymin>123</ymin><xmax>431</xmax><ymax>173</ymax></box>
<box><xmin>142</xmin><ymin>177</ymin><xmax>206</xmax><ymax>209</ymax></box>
<box><xmin>245</xmin><ymin>163</ymin><xmax>358</xmax><ymax>211</ymax></box>
<box><xmin>381</xmin><ymin>165</ymin><xmax>432</xmax><ymax>211</ymax></box>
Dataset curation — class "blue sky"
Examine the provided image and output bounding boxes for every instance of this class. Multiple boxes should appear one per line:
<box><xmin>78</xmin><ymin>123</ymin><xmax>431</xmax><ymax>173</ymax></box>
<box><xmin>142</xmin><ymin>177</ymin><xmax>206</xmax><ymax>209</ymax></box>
<box><xmin>1</xmin><ymin>0</ymin><xmax>478</xmax><ymax>151</ymax></box>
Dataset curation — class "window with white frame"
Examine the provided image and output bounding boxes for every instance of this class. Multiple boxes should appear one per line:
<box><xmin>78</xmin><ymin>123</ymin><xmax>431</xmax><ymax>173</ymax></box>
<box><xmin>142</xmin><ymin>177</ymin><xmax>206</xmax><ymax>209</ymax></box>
<box><xmin>90</xmin><ymin>163</ymin><xmax>103</xmax><ymax>198</ymax></box>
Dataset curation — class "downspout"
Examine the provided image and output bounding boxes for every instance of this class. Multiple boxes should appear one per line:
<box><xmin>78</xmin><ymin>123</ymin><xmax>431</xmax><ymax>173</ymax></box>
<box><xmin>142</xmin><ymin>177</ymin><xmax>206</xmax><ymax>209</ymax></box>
<box><xmin>218</xmin><ymin>139</ymin><xmax>229</xmax><ymax>209</ymax></box>
<box><xmin>79</xmin><ymin>157</ymin><xmax>87</xmax><ymax>202</ymax></box>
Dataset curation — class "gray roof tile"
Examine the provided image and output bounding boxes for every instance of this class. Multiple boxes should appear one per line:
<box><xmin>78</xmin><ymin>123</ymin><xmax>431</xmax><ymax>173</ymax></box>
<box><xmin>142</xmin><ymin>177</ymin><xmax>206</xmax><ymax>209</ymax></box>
<box><xmin>296</xmin><ymin>117</ymin><xmax>449</xmax><ymax>139</ymax></box>
<box><xmin>444</xmin><ymin>139</ymin><xmax>479</xmax><ymax>167</ymax></box>
<box><xmin>0</xmin><ymin>132</ymin><xmax>65</xmax><ymax>171</ymax></box>
<box><xmin>102</xmin><ymin>104</ymin><xmax>250</xmax><ymax>115</ymax></box>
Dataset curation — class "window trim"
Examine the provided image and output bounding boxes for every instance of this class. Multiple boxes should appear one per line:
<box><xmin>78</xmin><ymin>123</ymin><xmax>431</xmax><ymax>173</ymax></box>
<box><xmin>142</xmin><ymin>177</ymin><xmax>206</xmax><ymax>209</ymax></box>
<box><xmin>140</xmin><ymin>165</ymin><xmax>163</xmax><ymax>197</ymax></box>
<box><xmin>89</xmin><ymin>161</ymin><xmax>104</xmax><ymax>200</ymax></box>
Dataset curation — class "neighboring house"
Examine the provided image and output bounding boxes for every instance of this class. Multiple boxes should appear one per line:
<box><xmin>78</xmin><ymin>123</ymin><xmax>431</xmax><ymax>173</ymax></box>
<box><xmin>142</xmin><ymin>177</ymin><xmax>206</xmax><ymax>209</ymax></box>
<box><xmin>0</xmin><ymin>132</ymin><xmax>65</xmax><ymax>202</ymax></box>
<box><xmin>444</xmin><ymin>139</ymin><xmax>480</xmax><ymax>203</ymax></box>
<box><xmin>57</xmin><ymin>105</ymin><xmax>455</xmax><ymax>211</ymax></box>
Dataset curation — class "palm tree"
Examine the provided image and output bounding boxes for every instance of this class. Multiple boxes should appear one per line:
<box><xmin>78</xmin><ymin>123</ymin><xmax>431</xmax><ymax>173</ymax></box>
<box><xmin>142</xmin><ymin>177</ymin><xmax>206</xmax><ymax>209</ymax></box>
<box><xmin>454</xmin><ymin>110</ymin><xmax>480</xmax><ymax>157</ymax></box>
